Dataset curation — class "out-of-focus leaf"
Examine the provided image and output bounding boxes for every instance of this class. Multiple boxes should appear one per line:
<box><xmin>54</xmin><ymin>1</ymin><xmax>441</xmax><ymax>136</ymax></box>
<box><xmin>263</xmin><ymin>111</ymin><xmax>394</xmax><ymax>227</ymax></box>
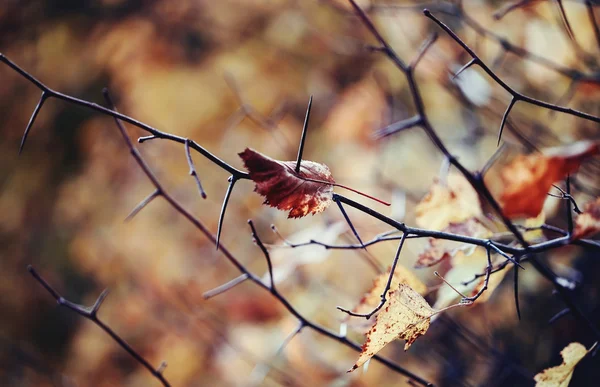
<box><xmin>574</xmin><ymin>197</ymin><xmax>600</xmax><ymax>239</ymax></box>
<box><xmin>500</xmin><ymin>141</ymin><xmax>599</xmax><ymax>219</ymax></box>
<box><xmin>416</xmin><ymin>174</ymin><xmax>482</xmax><ymax>231</ymax></box>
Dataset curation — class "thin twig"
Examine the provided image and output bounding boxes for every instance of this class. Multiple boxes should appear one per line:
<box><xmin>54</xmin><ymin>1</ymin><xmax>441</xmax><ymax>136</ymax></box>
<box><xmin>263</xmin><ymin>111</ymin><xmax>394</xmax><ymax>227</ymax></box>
<box><xmin>27</xmin><ymin>265</ymin><xmax>171</xmax><ymax>387</ymax></box>
<box><xmin>337</xmin><ymin>233</ymin><xmax>407</xmax><ymax>319</ymax></box>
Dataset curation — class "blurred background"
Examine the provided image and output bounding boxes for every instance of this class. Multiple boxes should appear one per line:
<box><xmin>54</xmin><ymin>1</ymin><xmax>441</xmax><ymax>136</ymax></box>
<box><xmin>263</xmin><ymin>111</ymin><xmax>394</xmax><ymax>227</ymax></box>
<box><xmin>1</xmin><ymin>0</ymin><xmax>600</xmax><ymax>386</ymax></box>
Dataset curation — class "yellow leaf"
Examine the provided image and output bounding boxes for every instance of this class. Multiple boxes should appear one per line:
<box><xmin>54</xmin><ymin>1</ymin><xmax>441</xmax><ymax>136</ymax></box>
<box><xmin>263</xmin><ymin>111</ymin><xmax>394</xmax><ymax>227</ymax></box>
<box><xmin>344</xmin><ymin>265</ymin><xmax>428</xmax><ymax>334</ymax></box>
<box><xmin>534</xmin><ymin>342</ymin><xmax>594</xmax><ymax>387</ymax></box>
<box><xmin>416</xmin><ymin>174</ymin><xmax>482</xmax><ymax>231</ymax></box>
<box><xmin>348</xmin><ymin>284</ymin><xmax>435</xmax><ymax>372</ymax></box>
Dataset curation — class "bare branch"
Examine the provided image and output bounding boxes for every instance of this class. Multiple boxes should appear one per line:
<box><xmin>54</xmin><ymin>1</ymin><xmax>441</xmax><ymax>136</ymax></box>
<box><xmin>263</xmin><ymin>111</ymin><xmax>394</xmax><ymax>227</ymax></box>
<box><xmin>27</xmin><ymin>265</ymin><xmax>171</xmax><ymax>387</ymax></box>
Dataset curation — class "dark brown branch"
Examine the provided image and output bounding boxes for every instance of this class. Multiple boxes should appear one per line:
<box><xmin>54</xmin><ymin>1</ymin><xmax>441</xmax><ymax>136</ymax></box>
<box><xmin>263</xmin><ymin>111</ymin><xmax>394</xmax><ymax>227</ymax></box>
<box><xmin>0</xmin><ymin>54</ymin><xmax>249</xmax><ymax>179</ymax></box>
<box><xmin>424</xmin><ymin>10</ymin><xmax>600</xmax><ymax>124</ymax></box>
<box><xmin>102</xmin><ymin>83</ymin><xmax>433</xmax><ymax>385</ymax></box>
<box><xmin>345</xmin><ymin>1</ymin><xmax>600</xmax><ymax>342</ymax></box>
<box><xmin>462</xmin><ymin>246</ymin><xmax>493</xmax><ymax>303</ymax></box>
<box><xmin>27</xmin><ymin>265</ymin><xmax>171</xmax><ymax>387</ymax></box>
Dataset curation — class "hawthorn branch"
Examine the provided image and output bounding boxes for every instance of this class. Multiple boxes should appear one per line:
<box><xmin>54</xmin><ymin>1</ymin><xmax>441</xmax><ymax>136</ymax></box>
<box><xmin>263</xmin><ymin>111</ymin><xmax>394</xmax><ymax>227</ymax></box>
<box><xmin>102</xmin><ymin>86</ymin><xmax>434</xmax><ymax>386</ymax></box>
<box><xmin>0</xmin><ymin>54</ymin><xmax>250</xmax><ymax>179</ymax></box>
<box><xmin>27</xmin><ymin>265</ymin><xmax>171</xmax><ymax>387</ymax></box>
<box><xmin>347</xmin><ymin>0</ymin><xmax>600</xmax><ymax>340</ymax></box>
<box><xmin>424</xmin><ymin>10</ymin><xmax>600</xmax><ymax>124</ymax></box>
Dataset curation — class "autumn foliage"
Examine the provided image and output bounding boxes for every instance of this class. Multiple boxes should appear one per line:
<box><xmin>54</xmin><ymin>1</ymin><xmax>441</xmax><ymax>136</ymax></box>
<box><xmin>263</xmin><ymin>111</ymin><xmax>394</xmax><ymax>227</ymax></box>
<box><xmin>1</xmin><ymin>1</ymin><xmax>600</xmax><ymax>387</ymax></box>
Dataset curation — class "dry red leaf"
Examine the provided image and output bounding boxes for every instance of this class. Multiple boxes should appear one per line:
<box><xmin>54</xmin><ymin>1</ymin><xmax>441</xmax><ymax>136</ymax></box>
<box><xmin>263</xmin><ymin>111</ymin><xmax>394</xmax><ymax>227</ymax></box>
<box><xmin>574</xmin><ymin>197</ymin><xmax>600</xmax><ymax>239</ymax></box>
<box><xmin>415</xmin><ymin>218</ymin><xmax>492</xmax><ymax>268</ymax></box>
<box><xmin>500</xmin><ymin>141</ymin><xmax>599</xmax><ymax>219</ymax></box>
<box><xmin>239</xmin><ymin>148</ymin><xmax>335</xmax><ymax>218</ymax></box>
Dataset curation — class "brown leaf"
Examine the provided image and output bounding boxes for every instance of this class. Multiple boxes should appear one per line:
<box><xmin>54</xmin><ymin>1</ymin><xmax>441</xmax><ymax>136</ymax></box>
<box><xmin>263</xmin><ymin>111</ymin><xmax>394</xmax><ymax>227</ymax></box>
<box><xmin>500</xmin><ymin>141</ymin><xmax>599</xmax><ymax>219</ymax></box>
<box><xmin>534</xmin><ymin>342</ymin><xmax>593</xmax><ymax>387</ymax></box>
<box><xmin>416</xmin><ymin>174</ymin><xmax>483</xmax><ymax>231</ymax></box>
<box><xmin>239</xmin><ymin>148</ymin><xmax>335</xmax><ymax>218</ymax></box>
<box><xmin>415</xmin><ymin>218</ymin><xmax>492</xmax><ymax>268</ymax></box>
<box><xmin>574</xmin><ymin>197</ymin><xmax>600</xmax><ymax>239</ymax></box>
<box><xmin>344</xmin><ymin>265</ymin><xmax>427</xmax><ymax>334</ymax></box>
<box><xmin>348</xmin><ymin>284</ymin><xmax>435</xmax><ymax>372</ymax></box>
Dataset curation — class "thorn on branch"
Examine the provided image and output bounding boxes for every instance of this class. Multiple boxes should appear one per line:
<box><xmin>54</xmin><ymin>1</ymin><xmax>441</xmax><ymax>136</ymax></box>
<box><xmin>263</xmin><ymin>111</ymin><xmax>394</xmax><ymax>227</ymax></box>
<box><xmin>451</xmin><ymin>58</ymin><xmax>477</xmax><ymax>80</ymax></box>
<box><xmin>409</xmin><ymin>32</ymin><xmax>438</xmax><ymax>69</ymax></box>
<box><xmin>138</xmin><ymin>135</ymin><xmax>158</xmax><ymax>143</ymax></box>
<box><xmin>334</xmin><ymin>196</ymin><xmax>365</xmax><ymax>248</ymax></box>
<box><xmin>216</xmin><ymin>176</ymin><xmax>237</xmax><ymax>251</ymax></box>
<box><xmin>19</xmin><ymin>91</ymin><xmax>49</xmax><ymax>155</ymax></box>
<box><xmin>125</xmin><ymin>189</ymin><xmax>161</xmax><ymax>222</ymax></box>
<box><xmin>295</xmin><ymin>95</ymin><xmax>313</xmax><ymax>174</ymax></box>
<box><xmin>203</xmin><ymin>274</ymin><xmax>249</xmax><ymax>299</ymax></box>
<box><xmin>498</xmin><ymin>98</ymin><xmax>517</xmax><ymax>146</ymax></box>
<box><xmin>185</xmin><ymin>139</ymin><xmax>207</xmax><ymax>199</ymax></box>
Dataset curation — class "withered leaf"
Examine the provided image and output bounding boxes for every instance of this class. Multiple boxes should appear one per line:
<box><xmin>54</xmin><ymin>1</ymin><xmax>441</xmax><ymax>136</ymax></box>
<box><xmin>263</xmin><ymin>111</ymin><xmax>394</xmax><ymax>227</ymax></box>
<box><xmin>574</xmin><ymin>197</ymin><xmax>600</xmax><ymax>239</ymax></box>
<box><xmin>534</xmin><ymin>342</ymin><xmax>593</xmax><ymax>387</ymax></box>
<box><xmin>500</xmin><ymin>141</ymin><xmax>599</xmax><ymax>219</ymax></box>
<box><xmin>415</xmin><ymin>218</ymin><xmax>492</xmax><ymax>268</ymax></box>
<box><xmin>344</xmin><ymin>265</ymin><xmax>427</xmax><ymax>334</ymax></box>
<box><xmin>416</xmin><ymin>174</ymin><xmax>483</xmax><ymax>231</ymax></box>
<box><xmin>349</xmin><ymin>284</ymin><xmax>435</xmax><ymax>372</ymax></box>
<box><xmin>239</xmin><ymin>148</ymin><xmax>335</xmax><ymax>218</ymax></box>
